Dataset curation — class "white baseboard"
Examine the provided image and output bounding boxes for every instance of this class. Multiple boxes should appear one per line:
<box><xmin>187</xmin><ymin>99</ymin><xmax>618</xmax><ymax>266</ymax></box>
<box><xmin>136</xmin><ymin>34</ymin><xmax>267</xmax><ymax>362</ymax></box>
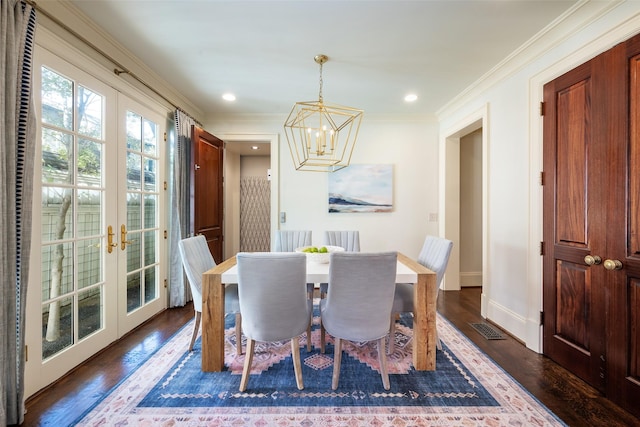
<box><xmin>460</xmin><ymin>271</ymin><xmax>482</xmax><ymax>287</ymax></box>
<box><xmin>485</xmin><ymin>299</ymin><xmax>527</xmax><ymax>343</ymax></box>
<box><xmin>480</xmin><ymin>294</ymin><xmax>543</xmax><ymax>354</ymax></box>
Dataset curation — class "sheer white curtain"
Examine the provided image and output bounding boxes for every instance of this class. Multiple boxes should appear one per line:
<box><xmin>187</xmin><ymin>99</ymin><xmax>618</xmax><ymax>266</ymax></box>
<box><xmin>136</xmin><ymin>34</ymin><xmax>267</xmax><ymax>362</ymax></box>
<box><xmin>168</xmin><ymin>110</ymin><xmax>196</xmax><ymax>307</ymax></box>
<box><xmin>1</xmin><ymin>1</ymin><xmax>37</xmax><ymax>424</ymax></box>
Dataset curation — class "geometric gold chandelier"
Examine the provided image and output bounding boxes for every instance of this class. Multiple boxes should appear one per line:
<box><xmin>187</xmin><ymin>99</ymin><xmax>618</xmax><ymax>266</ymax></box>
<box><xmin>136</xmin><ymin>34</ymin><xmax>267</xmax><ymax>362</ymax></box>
<box><xmin>284</xmin><ymin>54</ymin><xmax>364</xmax><ymax>172</ymax></box>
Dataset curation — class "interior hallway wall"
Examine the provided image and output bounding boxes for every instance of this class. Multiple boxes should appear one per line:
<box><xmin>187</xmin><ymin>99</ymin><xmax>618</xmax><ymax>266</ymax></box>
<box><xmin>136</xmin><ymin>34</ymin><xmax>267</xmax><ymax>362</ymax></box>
<box><xmin>460</xmin><ymin>129</ymin><xmax>483</xmax><ymax>287</ymax></box>
<box><xmin>239</xmin><ymin>156</ymin><xmax>270</xmax><ymax>252</ymax></box>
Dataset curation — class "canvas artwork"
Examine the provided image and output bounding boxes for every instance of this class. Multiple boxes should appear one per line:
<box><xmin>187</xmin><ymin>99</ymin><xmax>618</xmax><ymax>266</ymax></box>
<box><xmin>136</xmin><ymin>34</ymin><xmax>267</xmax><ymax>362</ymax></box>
<box><xmin>328</xmin><ymin>164</ymin><xmax>393</xmax><ymax>213</ymax></box>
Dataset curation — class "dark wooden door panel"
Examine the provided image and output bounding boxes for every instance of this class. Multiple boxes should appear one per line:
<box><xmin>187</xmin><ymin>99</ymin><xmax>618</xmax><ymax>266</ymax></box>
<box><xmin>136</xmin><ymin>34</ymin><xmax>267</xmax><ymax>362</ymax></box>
<box><xmin>555</xmin><ymin>80</ymin><xmax>589</xmax><ymax>246</ymax></box>
<box><xmin>632</xmin><ymin>54</ymin><xmax>640</xmax><ymax>259</ymax></box>
<box><xmin>191</xmin><ymin>126</ymin><xmax>224</xmax><ymax>263</ymax></box>
<box><xmin>555</xmin><ymin>261</ymin><xmax>591</xmax><ymax>350</ymax></box>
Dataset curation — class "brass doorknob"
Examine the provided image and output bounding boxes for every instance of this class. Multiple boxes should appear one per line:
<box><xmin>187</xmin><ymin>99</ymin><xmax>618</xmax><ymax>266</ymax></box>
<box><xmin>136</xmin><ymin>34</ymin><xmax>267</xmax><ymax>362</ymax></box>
<box><xmin>584</xmin><ymin>255</ymin><xmax>602</xmax><ymax>266</ymax></box>
<box><xmin>603</xmin><ymin>259</ymin><xmax>623</xmax><ymax>270</ymax></box>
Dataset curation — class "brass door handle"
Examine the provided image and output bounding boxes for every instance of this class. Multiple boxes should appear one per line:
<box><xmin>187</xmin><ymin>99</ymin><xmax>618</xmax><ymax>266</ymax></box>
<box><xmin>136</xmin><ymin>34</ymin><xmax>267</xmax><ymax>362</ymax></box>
<box><xmin>603</xmin><ymin>259</ymin><xmax>623</xmax><ymax>271</ymax></box>
<box><xmin>107</xmin><ymin>225</ymin><xmax>118</xmax><ymax>253</ymax></box>
<box><xmin>120</xmin><ymin>224</ymin><xmax>134</xmax><ymax>250</ymax></box>
<box><xmin>584</xmin><ymin>255</ymin><xmax>602</xmax><ymax>266</ymax></box>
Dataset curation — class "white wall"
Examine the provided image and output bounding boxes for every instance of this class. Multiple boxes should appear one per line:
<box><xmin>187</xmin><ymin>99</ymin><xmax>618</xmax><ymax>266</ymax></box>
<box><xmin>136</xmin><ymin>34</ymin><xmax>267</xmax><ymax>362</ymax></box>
<box><xmin>438</xmin><ymin>1</ymin><xmax>640</xmax><ymax>351</ymax></box>
<box><xmin>207</xmin><ymin>116</ymin><xmax>440</xmax><ymax>258</ymax></box>
<box><xmin>241</xmin><ymin>156</ymin><xmax>270</xmax><ymax>178</ymax></box>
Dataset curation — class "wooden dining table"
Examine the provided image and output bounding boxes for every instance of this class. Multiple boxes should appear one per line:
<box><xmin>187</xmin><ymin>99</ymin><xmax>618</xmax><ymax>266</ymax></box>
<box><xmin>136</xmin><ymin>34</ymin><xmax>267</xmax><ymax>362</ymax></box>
<box><xmin>201</xmin><ymin>252</ymin><xmax>436</xmax><ymax>372</ymax></box>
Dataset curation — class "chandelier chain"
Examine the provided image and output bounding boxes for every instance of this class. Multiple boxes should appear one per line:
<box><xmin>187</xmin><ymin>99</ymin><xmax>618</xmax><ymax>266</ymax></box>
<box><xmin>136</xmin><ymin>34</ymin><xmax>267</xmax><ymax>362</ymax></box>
<box><xmin>318</xmin><ymin>61</ymin><xmax>324</xmax><ymax>103</ymax></box>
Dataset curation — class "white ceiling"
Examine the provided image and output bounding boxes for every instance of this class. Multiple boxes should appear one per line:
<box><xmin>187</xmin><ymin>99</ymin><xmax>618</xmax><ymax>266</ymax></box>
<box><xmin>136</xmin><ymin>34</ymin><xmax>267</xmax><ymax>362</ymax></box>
<box><xmin>68</xmin><ymin>0</ymin><xmax>579</xmax><ymax>123</ymax></box>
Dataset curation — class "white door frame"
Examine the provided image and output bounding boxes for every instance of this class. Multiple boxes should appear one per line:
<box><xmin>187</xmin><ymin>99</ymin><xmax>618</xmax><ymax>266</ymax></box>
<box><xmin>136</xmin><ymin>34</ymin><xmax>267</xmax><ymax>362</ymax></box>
<box><xmin>217</xmin><ymin>133</ymin><xmax>279</xmax><ymax>257</ymax></box>
<box><xmin>440</xmin><ymin>105</ymin><xmax>490</xmax><ymax>317</ymax></box>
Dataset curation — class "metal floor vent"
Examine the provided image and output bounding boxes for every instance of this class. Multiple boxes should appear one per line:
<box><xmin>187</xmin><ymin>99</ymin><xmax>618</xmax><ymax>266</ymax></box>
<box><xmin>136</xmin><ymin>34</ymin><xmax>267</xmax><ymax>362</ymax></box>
<box><xmin>469</xmin><ymin>323</ymin><xmax>506</xmax><ymax>340</ymax></box>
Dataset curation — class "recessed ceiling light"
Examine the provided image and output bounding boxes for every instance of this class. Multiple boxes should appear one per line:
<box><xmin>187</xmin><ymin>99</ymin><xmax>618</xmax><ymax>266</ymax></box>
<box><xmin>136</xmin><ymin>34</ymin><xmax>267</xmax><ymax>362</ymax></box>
<box><xmin>222</xmin><ymin>93</ymin><xmax>236</xmax><ymax>101</ymax></box>
<box><xmin>404</xmin><ymin>94</ymin><xmax>418</xmax><ymax>102</ymax></box>
<box><xmin>251</xmin><ymin>146</ymin><xmax>259</xmax><ymax>150</ymax></box>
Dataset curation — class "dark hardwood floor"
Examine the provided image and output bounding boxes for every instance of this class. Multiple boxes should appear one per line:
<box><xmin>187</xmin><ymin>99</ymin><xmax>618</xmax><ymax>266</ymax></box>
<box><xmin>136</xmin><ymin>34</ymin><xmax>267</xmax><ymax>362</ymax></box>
<box><xmin>438</xmin><ymin>288</ymin><xmax>640</xmax><ymax>427</ymax></box>
<box><xmin>19</xmin><ymin>287</ymin><xmax>640</xmax><ymax>426</ymax></box>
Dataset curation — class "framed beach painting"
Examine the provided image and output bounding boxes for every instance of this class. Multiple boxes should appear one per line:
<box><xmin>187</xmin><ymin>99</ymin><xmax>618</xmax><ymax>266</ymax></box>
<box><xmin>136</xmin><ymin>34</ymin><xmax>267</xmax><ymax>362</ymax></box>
<box><xmin>328</xmin><ymin>164</ymin><xmax>393</xmax><ymax>213</ymax></box>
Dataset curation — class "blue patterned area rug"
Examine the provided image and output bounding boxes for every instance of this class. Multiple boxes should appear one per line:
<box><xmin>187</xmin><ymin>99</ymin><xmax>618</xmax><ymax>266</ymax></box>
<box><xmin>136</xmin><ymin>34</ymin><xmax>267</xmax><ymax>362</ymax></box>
<box><xmin>74</xmin><ymin>309</ymin><xmax>565</xmax><ymax>426</ymax></box>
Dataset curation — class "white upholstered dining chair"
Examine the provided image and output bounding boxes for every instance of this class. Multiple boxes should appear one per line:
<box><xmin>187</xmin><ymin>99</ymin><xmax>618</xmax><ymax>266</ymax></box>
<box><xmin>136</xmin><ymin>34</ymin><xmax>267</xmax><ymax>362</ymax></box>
<box><xmin>236</xmin><ymin>252</ymin><xmax>312</xmax><ymax>392</ymax></box>
<box><xmin>178</xmin><ymin>235</ymin><xmax>242</xmax><ymax>355</ymax></box>
<box><xmin>388</xmin><ymin>235</ymin><xmax>453</xmax><ymax>354</ymax></box>
<box><xmin>320</xmin><ymin>251</ymin><xmax>398</xmax><ymax>390</ymax></box>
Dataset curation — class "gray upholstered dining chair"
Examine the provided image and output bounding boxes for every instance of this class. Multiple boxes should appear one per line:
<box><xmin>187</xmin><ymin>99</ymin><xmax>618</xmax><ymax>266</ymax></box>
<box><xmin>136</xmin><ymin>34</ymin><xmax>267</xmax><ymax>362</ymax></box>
<box><xmin>274</xmin><ymin>229</ymin><xmax>314</xmax><ymax>350</ymax></box>
<box><xmin>321</xmin><ymin>230</ymin><xmax>360</xmax><ymax>293</ymax></box>
<box><xmin>236</xmin><ymin>252</ymin><xmax>312</xmax><ymax>392</ymax></box>
<box><xmin>324</xmin><ymin>230</ymin><xmax>360</xmax><ymax>252</ymax></box>
<box><xmin>388</xmin><ymin>235</ymin><xmax>453</xmax><ymax>354</ymax></box>
<box><xmin>274</xmin><ymin>230</ymin><xmax>312</xmax><ymax>252</ymax></box>
<box><xmin>178</xmin><ymin>235</ymin><xmax>242</xmax><ymax>355</ymax></box>
<box><xmin>317</xmin><ymin>230</ymin><xmax>361</xmax><ymax>350</ymax></box>
<box><xmin>320</xmin><ymin>251</ymin><xmax>398</xmax><ymax>390</ymax></box>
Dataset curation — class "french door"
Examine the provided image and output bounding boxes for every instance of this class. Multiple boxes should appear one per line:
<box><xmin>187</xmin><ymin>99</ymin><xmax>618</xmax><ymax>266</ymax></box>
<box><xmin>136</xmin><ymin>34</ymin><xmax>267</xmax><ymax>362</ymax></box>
<box><xmin>26</xmin><ymin>47</ymin><xmax>166</xmax><ymax>395</ymax></box>
<box><xmin>116</xmin><ymin>96</ymin><xmax>166</xmax><ymax>334</ymax></box>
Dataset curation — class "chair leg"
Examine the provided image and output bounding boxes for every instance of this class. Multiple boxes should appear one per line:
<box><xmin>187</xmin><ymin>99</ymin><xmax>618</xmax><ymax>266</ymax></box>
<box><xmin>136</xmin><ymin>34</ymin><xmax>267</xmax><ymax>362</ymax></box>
<box><xmin>235</xmin><ymin>313</ymin><xmax>243</xmax><ymax>356</ymax></box>
<box><xmin>387</xmin><ymin>314</ymin><xmax>395</xmax><ymax>355</ymax></box>
<box><xmin>320</xmin><ymin>319</ymin><xmax>326</xmax><ymax>353</ymax></box>
<box><xmin>189</xmin><ymin>311</ymin><xmax>201</xmax><ymax>352</ymax></box>
<box><xmin>239</xmin><ymin>338</ymin><xmax>255</xmax><ymax>392</ymax></box>
<box><xmin>331</xmin><ymin>337</ymin><xmax>342</xmax><ymax>390</ymax></box>
<box><xmin>306</xmin><ymin>318</ymin><xmax>312</xmax><ymax>352</ymax></box>
<box><xmin>378</xmin><ymin>337</ymin><xmax>390</xmax><ymax>390</ymax></box>
<box><xmin>291</xmin><ymin>337</ymin><xmax>304</xmax><ymax>390</ymax></box>
<box><xmin>307</xmin><ymin>285</ymin><xmax>314</xmax><ymax>352</ymax></box>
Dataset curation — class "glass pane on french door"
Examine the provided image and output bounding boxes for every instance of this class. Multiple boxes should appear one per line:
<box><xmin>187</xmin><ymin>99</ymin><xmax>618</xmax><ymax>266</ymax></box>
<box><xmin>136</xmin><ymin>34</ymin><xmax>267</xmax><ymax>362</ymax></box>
<box><xmin>118</xmin><ymin>98</ymin><xmax>164</xmax><ymax>329</ymax></box>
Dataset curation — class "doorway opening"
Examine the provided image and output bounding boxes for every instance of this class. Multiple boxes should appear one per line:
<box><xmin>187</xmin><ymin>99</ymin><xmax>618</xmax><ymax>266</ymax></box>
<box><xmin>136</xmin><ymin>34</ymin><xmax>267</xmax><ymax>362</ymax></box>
<box><xmin>460</xmin><ymin>129</ymin><xmax>483</xmax><ymax>289</ymax></box>
<box><xmin>219</xmin><ymin>134</ymin><xmax>279</xmax><ymax>259</ymax></box>
<box><xmin>441</xmin><ymin>106</ymin><xmax>488</xmax><ymax>317</ymax></box>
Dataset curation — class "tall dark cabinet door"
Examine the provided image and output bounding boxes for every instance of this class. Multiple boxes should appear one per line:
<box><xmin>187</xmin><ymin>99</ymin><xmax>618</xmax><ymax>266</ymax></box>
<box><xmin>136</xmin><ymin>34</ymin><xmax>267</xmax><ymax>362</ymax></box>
<box><xmin>191</xmin><ymin>125</ymin><xmax>224</xmax><ymax>263</ymax></box>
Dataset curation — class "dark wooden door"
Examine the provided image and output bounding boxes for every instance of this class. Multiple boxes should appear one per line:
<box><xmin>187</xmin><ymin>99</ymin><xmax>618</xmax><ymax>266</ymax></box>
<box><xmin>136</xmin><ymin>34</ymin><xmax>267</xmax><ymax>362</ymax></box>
<box><xmin>609</xmin><ymin>37</ymin><xmax>640</xmax><ymax>416</ymax></box>
<box><xmin>542</xmin><ymin>51</ymin><xmax>608</xmax><ymax>393</ymax></box>
<box><xmin>543</xmin><ymin>35</ymin><xmax>640</xmax><ymax>417</ymax></box>
<box><xmin>191</xmin><ymin>126</ymin><xmax>224</xmax><ymax>263</ymax></box>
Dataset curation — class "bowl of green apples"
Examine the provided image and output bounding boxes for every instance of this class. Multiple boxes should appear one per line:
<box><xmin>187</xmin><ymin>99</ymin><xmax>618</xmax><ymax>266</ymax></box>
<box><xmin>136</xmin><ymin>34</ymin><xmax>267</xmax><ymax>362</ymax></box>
<box><xmin>295</xmin><ymin>245</ymin><xmax>344</xmax><ymax>263</ymax></box>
